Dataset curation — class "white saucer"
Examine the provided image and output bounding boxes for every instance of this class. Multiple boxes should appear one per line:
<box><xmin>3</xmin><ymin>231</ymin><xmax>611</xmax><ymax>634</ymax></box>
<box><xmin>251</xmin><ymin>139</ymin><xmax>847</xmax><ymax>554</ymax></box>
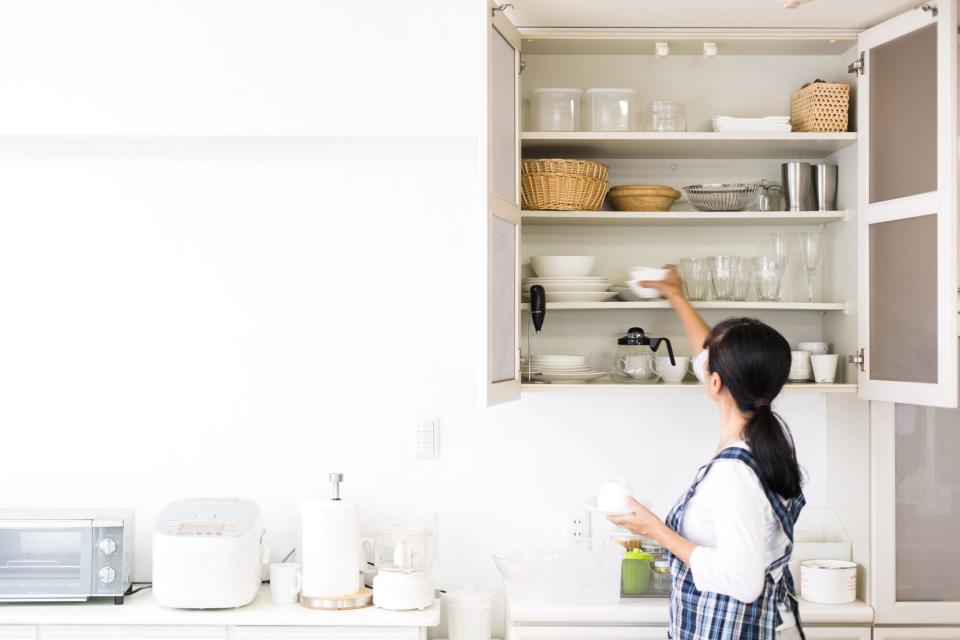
<box><xmin>583</xmin><ymin>496</ymin><xmax>633</xmax><ymax>517</ymax></box>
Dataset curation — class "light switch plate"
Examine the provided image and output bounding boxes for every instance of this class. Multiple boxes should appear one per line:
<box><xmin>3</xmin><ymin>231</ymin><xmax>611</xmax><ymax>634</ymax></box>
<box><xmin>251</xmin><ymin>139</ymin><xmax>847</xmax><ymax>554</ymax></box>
<box><xmin>416</xmin><ymin>416</ymin><xmax>440</xmax><ymax>460</ymax></box>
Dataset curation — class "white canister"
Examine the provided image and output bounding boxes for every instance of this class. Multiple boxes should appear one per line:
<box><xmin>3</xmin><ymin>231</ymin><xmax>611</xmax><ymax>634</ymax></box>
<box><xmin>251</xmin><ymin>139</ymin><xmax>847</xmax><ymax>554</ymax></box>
<box><xmin>800</xmin><ymin>559</ymin><xmax>857</xmax><ymax>604</ymax></box>
<box><xmin>445</xmin><ymin>587</ymin><xmax>494</xmax><ymax>640</ymax></box>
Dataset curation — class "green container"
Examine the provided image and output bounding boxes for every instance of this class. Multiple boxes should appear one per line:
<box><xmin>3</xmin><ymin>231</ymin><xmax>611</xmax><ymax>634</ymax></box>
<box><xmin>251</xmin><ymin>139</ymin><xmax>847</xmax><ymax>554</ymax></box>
<box><xmin>621</xmin><ymin>549</ymin><xmax>653</xmax><ymax>596</ymax></box>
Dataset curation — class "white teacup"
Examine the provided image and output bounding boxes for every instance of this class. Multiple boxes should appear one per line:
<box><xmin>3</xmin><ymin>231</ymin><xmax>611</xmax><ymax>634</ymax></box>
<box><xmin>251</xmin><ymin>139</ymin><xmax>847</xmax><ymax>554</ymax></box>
<box><xmin>628</xmin><ymin>266</ymin><xmax>669</xmax><ymax>299</ymax></box>
<box><xmin>655</xmin><ymin>356</ymin><xmax>692</xmax><ymax>383</ymax></box>
<box><xmin>597</xmin><ymin>480</ymin><xmax>635</xmax><ymax>512</ymax></box>
<box><xmin>617</xmin><ymin>354</ymin><xmax>659</xmax><ymax>381</ymax></box>
<box><xmin>269</xmin><ymin>562</ymin><xmax>302</xmax><ymax>604</ymax></box>
<box><xmin>810</xmin><ymin>354</ymin><xmax>839</xmax><ymax>383</ymax></box>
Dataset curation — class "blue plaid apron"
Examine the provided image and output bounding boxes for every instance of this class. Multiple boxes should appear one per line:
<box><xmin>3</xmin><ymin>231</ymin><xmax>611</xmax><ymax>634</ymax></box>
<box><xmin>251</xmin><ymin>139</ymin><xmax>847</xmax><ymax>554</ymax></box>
<box><xmin>665</xmin><ymin>447</ymin><xmax>806</xmax><ymax>640</ymax></box>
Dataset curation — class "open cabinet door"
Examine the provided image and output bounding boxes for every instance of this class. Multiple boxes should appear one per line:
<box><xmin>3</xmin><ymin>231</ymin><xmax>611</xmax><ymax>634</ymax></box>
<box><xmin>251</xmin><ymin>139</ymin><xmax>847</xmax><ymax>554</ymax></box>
<box><xmin>856</xmin><ymin>0</ymin><xmax>958</xmax><ymax>407</ymax></box>
<box><xmin>485</xmin><ymin>3</ymin><xmax>522</xmax><ymax>406</ymax></box>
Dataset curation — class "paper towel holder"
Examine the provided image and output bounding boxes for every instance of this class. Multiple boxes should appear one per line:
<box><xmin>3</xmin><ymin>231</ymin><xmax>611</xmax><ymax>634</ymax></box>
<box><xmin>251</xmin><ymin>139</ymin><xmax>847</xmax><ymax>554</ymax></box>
<box><xmin>329</xmin><ymin>472</ymin><xmax>344</xmax><ymax>501</ymax></box>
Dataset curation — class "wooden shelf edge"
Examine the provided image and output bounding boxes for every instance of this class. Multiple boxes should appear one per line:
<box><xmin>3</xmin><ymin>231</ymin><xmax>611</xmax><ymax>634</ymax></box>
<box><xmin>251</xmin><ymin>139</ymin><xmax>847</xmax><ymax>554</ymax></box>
<box><xmin>521</xmin><ymin>382</ymin><xmax>858</xmax><ymax>394</ymax></box>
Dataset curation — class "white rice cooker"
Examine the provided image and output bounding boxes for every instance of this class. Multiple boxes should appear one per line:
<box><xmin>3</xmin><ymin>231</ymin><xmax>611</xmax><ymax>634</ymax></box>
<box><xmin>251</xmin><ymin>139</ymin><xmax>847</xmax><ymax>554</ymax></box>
<box><xmin>153</xmin><ymin>498</ymin><xmax>267</xmax><ymax>609</ymax></box>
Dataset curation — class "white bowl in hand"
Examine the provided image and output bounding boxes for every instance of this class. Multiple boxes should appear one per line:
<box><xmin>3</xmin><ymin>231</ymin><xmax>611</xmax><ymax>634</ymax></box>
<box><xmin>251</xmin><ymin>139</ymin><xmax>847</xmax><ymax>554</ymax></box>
<box><xmin>597</xmin><ymin>479</ymin><xmax>635</xmax><ymax>512</ymax></box>
<box><xmin>628</xmin><ymin>266</ymin><xmax>668</xmax><ymax>299</ymax></box>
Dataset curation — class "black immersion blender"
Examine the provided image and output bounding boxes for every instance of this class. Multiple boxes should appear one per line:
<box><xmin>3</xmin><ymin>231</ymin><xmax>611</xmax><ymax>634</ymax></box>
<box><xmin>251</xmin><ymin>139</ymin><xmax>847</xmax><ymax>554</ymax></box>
<box><xmin>526</xmin><ymin>285</ymin><xmax>549</xmax><ymax>383</ymax></box>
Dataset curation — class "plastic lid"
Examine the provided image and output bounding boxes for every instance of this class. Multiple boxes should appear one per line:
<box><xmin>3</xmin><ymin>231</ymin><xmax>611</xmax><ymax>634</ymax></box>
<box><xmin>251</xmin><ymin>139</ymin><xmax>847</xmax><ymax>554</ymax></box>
<box><xmin>531</xmin><ymin>88</ymin><xmax>582</xmax><ymax>94</ymax></box>
<box><xmin>445</xmin><ymin>584</ymin><xmax>494</xmax><ymax>604</ymax></box>
<box><xmin>585</xmin><ymin>88</ymin><xmax>637</xmax><ymax>94</ymax></box>
<box><xmin>624</xmin><ymin>549</ymin><xmax>653</xmax><ymax>560</ymax></box>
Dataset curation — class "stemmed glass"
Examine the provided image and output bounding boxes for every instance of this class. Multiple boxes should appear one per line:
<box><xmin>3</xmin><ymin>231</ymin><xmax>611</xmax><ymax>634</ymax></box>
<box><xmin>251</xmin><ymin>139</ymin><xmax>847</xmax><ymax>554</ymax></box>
<box><xmin>798</xmin><ymin>231</ymin><xmax>823</xmax><ymax>302</ymax></box>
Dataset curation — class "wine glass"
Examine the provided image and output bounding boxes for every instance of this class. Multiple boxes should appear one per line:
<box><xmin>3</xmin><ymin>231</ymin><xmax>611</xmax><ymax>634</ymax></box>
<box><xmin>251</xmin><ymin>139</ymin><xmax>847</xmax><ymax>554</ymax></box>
<box><xmin>767</xmin><ymin>233</ymin><xmax>790</xmax><ymax>269</ymax></box>
<box><xmin>798</xmin><ymin>231</ymin><xmax>823</xmax><ymax>302</ymax></box>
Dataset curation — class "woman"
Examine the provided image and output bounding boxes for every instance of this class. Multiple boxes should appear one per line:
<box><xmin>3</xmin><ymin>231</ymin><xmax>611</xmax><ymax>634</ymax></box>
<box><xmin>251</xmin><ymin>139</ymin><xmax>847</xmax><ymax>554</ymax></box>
<box><xmin>609</xmin><ymin>267</ymin><xmax>805</xmax><ymax>640</ymax></box>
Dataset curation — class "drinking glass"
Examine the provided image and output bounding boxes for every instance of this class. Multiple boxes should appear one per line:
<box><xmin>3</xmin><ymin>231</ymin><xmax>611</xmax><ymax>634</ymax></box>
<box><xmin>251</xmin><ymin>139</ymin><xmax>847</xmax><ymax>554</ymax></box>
<box><xmin>799</xmin><ymin>231</ymin><xmax>823</xmax><ymax>302</ymax></box>
<box><xmin>754</xmin><ymin>256</ymin><xmax>785</xmax><ymax>301</ymax></box>
<box><xmin>767</xmin><ymin>233</ymin><xmax>790</xmax><ymax>269</ymax></box>
<box><xmin>732</xmin><ymin>259</ymin><xmax>754</xmax><ymax>301</ymax></box>
<box><xmin>678</xmin><ymin>257</ymin><xmax>708</xmax><ymax>301</ymax></box>
<box><xmin>710</xmin><ymin>256</ymin><xmax>740</xmax><ymax>301</ymax></box>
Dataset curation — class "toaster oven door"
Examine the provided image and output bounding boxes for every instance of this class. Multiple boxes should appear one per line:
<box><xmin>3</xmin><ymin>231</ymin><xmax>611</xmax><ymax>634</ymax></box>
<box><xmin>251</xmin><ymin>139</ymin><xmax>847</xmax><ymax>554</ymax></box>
<box><xmin>0</xmin><ymin>520</ymin><xmax>94</xmax><ymax>600</ymax></box>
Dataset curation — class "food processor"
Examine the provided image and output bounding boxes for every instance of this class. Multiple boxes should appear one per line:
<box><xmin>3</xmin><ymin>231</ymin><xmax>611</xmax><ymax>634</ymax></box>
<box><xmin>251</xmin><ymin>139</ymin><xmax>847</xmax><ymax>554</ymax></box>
<box><xmin>371</xmin><ymin>518</ymin><xmax>437</xmax><ymax>611</ymax></box>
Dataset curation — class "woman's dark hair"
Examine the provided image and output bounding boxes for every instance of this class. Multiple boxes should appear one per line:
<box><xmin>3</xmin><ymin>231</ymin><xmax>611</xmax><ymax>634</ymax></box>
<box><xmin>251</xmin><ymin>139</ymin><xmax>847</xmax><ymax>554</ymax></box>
<box><xmin>704</xmin><ymin>317</ymin><xmax>803</xmax><ymax>499</ymax></box>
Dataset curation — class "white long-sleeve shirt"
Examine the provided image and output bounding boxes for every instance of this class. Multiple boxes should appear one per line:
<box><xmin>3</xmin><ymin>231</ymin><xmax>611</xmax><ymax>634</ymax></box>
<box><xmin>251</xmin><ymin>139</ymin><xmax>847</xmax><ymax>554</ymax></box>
<box><xmin>679</xmin><ymin>440</ymin><xmax>796</xmax><ymax>628</ymax></box>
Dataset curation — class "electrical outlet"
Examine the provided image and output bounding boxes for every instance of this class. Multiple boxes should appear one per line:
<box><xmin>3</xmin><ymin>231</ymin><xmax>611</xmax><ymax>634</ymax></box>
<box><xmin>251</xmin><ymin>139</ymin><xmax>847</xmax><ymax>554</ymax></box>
<box><xmin>563</xmin><ymin>509</ymin><xmax>590</xmax><ymax>544</ymax></box>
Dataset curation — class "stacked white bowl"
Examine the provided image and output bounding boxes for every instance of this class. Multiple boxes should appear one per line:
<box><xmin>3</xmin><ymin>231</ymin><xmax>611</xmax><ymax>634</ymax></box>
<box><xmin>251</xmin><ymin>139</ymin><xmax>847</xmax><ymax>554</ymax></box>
<box><xmin>524</xmin><ymin>355</ymin><xmax>607</xmax><ymax>383</ymax></box>
<box><xmin>523</xmin><ymin>256</ymin><xmax>616</xmax><ymax>303</ymax></box>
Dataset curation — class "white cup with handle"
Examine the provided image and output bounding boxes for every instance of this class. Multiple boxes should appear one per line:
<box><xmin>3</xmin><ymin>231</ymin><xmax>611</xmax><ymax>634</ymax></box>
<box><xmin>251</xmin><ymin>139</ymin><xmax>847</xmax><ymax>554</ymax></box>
<box><xmin>617</xmin><ymin>354</ymin><xmax>659</xmax><ymax>381</ymax></box>
<box><xmin>269</xmin><ymin>562</ymin><xmax>302</xmax><ymax>604</ymax></box>
<box><xmin>655</xmin><ymin>356</ymin><xmax>692</xmax><ymax>383</ymax></box>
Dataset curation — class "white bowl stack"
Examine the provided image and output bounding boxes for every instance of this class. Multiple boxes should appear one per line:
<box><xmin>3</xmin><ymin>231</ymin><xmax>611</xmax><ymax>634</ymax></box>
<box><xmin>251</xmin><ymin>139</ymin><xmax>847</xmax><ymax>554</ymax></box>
<box><xmin>523</xmin><ymin>256</ymin><xmax>616</xmax><ymax>303</ymax></box>
<box><xmin>523</xmin><ymin>355</ymin><xmax>607</xmax><ymax>383</ymax></box>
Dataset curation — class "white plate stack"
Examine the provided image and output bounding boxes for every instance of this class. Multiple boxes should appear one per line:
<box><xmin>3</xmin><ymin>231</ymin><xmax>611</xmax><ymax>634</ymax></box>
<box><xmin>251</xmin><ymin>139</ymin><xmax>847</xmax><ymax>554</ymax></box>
<box><xmin>522</xmin><ymin>277</ymin><xmax>616</xmax><ymax>303</ymax></box>
<box><xmin>523</xmin><ymin>355</ymin><xmax>608</xmax><ymax>383</ymax></box>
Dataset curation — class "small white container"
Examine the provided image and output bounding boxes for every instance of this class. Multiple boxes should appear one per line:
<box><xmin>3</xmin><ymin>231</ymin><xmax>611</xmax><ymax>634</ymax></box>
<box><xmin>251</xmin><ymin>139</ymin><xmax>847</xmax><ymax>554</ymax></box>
<box><xmin>445</xmin><ymin>587</ymin><xmax>494</xmax><ymax>640</ymax></box>
<box><xmin>529</xmin><ymin>88</ymin><xmax>581</xmax><ymax>132</ymax></box>
<box><xmin>800</xmin><ymin>559</ymin><xmax>857</xmax><ymax>604</ymax></box>
<box><xmin>583</xmin><ymin>88</ymin><xmax>636</xmax><ymax>132</ymax></box>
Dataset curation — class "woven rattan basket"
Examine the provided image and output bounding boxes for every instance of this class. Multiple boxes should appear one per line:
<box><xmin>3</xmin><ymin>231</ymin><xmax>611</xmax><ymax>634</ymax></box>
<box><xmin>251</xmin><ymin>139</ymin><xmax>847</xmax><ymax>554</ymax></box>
<box><xmin>791</xmin><ymin>81</ymin><xmax>850</xmax><ymax>132</ymax></box>
<box><xmin>521</xmin><ymin>173</ymin><xmax>608</xmax><ymax>211</ymax></box>
<box><xmin>522</xmin><ymin>158</ymin><xmax>609</xmax><ymax>182</ymax></box>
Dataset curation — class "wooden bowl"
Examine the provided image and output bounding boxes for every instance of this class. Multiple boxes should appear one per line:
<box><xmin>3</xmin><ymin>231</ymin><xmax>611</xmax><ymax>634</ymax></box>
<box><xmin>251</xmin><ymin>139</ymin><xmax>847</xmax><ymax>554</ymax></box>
<box><xmin>608</xmin><ymin>185</ymin><xmax>681</xmax><ymax>212</ymax></box>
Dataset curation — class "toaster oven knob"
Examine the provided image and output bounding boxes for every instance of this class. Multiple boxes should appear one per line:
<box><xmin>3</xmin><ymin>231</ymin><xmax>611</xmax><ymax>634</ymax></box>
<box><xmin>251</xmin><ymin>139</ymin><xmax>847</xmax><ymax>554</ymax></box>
<box><xmin>98</xmin><ymin>539</ymin><xmax>117</xmax><ymax>556</ymax></box>
<box><xmin>98</xmin><ymin>567</ymin><xmax>116</xmax><ymax>584</ymax></box>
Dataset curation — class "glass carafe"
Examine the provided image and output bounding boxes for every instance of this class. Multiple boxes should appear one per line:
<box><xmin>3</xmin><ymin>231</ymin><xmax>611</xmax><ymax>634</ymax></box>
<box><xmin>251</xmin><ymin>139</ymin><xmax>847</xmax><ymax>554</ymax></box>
<box><xmin>611</xmin><ymin>327</ymin><xmax>675</xmax><ymax>384</ymax></box>
<box><xmin>374</xmin><ymin>520</ymin><xmax>436</xmax><ymax>573</ymax></box>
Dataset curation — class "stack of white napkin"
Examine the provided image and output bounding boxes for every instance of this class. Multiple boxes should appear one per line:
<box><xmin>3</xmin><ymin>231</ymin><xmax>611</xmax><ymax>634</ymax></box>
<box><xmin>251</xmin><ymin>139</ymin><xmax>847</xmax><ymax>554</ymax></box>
<box><xmin>712</xmin><ymin>115</ymin><xmax>792</xmax><ymax>133</ymax></box>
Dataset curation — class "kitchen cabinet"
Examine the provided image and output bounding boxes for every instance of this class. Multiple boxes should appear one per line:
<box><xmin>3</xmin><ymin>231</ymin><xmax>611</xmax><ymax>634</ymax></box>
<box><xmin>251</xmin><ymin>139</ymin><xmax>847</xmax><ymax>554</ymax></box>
<box><xmin>871</xmin><ymin>395</ymin><xmax>960</xmax><ymax>624</ymax></box>
<box><xmin>231</xmin><ymin>628</ymin><xmax>426</xmax><ymax>640</ymax></box>
<box><xmin>0</xmin><ymin>628</ymin><xmax>36</xmax><ymax>640</ymax></box>
<box><xmin>508</xmin><ymin>625</ymin><xmax>871</xmax><ymax>640</ymax></box>
<box><xmin>875</xmin><ymin>629</ymin><xmax>960</xmax><ymax>640</ymax></box>
<box><xmin>482</xmin><ymin>1</ymin><xmax>959</xmax><ymax>409</ymax></box>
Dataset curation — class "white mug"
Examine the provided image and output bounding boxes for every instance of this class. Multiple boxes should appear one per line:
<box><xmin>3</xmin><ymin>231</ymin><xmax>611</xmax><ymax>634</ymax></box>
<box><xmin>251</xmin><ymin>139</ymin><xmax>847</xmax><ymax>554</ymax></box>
<box><xmin>790</xmin><ymin>350</ymin><xmax>812</xmax><ymax>382</ymax></box>
<box><xmin>655</xmin><ymin>356</ymin><xmax>692</xmax><ymax>383</ymax></box>
<box><xmin>270</xmin><ymin>562</ymin><xmax>302</xmax><ymax>604</ymax></box>
<box><xmin>810</xmin><ymin>354</ymin><xmax>839</xmax><ymax>383</ymax></box>
<box><xmin>617</xmin><ymin>354</ymin><xmax>659</xmax><ymax>381</ymax></box>
<box><xmin>597</xmin><ymin>480</ymin><xmax>635</xmax><ymax>512</ymax></box>
<box><xmin>797</xmin><ymin>341</ymin><xmax>829</xmax><ymax>356</ymax></box>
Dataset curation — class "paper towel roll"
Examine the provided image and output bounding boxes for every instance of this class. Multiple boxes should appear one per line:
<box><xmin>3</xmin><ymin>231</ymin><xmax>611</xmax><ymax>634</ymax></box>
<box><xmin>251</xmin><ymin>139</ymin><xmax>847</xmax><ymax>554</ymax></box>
<box><xmin>299</xmin><ymin>498</ymin><xmax>360</xmax><ymax>597</ymax></box>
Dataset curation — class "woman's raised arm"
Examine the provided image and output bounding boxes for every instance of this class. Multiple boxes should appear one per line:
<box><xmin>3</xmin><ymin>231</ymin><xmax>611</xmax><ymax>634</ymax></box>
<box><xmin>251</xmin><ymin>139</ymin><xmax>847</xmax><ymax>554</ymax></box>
<box><xmin>639</xmin><ymin>265</ymin><xmax>711</xmax><ymax>356</ymax></box>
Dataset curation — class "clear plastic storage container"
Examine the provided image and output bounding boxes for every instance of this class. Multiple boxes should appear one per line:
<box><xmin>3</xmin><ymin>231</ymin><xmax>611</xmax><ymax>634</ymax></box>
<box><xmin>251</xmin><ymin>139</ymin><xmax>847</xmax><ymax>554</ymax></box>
<box><xmin>641</xmin><ymin>101</ymin><xmax>687</xmax><ymax>132</ymax></box>
<box><xmin>583</xmin><ymin>88</ymin><xmax>636</xmax><ymax>132</ymax></box>
<box><xmin>529</xmin><ymin>88</ymin><xmax>581</xmax><ymax>132</ymax></box>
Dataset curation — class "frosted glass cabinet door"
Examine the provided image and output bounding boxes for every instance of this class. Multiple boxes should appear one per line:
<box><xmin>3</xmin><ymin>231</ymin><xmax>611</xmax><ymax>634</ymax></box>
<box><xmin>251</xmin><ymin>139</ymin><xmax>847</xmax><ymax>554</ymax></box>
<box><xmin>872</xmin><ymin>384</ymin><xmax>960</xmax><ymax>623</ymax></box>
<box><xmin>485</xmin><ymin>3</ymin><xmax>521</xmax><ymax>406</ymax></box>
<box><xmin>856</xmin><ymin>1</ymin><xmax>958</xmax><ymax>407</ymax></box>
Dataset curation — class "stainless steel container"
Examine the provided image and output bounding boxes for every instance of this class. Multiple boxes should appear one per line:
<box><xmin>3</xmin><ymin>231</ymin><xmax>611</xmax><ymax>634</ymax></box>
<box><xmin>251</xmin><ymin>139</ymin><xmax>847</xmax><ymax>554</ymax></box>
<box><xmin>781</xmin><ymin>162</ymin><xmax>814</xmax><ymax>211</ymax></box>
<box><xmin>812</xmin><ymin>163</ymin><xmax>838</xmax><ymax>211</ymax></box>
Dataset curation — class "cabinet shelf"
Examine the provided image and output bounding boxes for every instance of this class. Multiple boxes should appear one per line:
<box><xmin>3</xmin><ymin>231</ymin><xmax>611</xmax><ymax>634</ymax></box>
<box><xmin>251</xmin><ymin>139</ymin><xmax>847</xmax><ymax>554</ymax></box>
<box><xmin>522</xmin><ymin>382</ymin><xmax>858</xmax><ymax>394</ymax></box>
<box><xmin>522</xmin><ymin>210</ymin><xmax>848</xmax><ymax>226</ymax></box>
<box><xmin>521</xmin><ymin>301</ymin><xmax>847</xmax><ymax>312</ymax></box>
<box><xmin>521</xmin><ymin>132</ymin><xmax>858</xmax><ymax>159</ymax></box>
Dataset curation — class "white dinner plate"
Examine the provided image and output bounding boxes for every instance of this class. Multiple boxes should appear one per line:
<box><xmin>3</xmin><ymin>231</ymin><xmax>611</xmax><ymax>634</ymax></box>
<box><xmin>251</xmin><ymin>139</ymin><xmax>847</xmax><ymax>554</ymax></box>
<box><xmin>611</xmin><ymin>286</ymin><xmax>643</xmax><ymax>302</ymax></box>
<box><xmin>583</xmin><ymin>496</ymin><xmax>633</xmax><ymax>517</ymax></box>
<box><xmin>542</xmin><ymin>291</ymin><xmax>619</xmax><ymax>303</ymax></box>
<box><xmin>523</xmin><ymin>282</ymin><xmax>611</xmax><ymax>292</ymax></box>
<box><xmin>535</xmin><ymin>371</ymin><xmax>608</xmax><ymax>382</ymax></box>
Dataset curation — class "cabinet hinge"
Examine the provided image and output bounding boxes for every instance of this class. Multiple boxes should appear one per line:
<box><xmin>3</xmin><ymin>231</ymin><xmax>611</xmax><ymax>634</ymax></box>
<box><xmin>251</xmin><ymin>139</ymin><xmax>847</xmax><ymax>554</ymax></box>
<box><xmin>848</xmin><ymin>348</ymin><xmax>865</xmax><ymax>373</ymax></box>
<box><xmin>918</xmin><ymin>2</ymin><xmax>938</xmax><ymax>17</ymax></box>
<box><xmin>848</xmin><ymin>52</ymin><xmax>865</xmax><ymax>76</ymax></box>
<box><xmin>491</xmin><ymin>3</ymin><xmax>513</xmax><ymax>17</ymax></box>
<box><xmin>519</xmin><ymin>55</ymin><xmax>526</xmax><ymax>75</ymax></box>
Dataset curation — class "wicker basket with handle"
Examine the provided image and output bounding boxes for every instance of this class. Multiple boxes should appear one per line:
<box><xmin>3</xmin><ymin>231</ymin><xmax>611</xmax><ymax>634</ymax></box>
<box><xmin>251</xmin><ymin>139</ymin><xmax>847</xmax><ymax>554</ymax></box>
<box><xmin>791</xmin><ymin>81</ymin><xmax>850</xmax><ymax>132</ymax></box>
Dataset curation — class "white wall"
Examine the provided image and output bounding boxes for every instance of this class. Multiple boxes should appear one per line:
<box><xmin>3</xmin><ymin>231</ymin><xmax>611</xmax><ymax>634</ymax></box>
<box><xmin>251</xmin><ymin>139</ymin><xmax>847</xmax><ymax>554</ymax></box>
<box><xmin>0</xmin><ymin>2</ymin><xmax>845</xmax><ymax>636</ymax></box>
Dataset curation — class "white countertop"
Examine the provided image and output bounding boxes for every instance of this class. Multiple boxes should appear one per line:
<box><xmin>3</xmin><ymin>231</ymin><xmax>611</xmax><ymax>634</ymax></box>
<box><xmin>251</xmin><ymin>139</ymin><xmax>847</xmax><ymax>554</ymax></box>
<box><xmin>509</xmin><ymin>597</ymin><xmax>873</xmax><ymax>626</ymax></box>
<box><xmin>0</xmin><ymin>587</ymin><xmax>441</xmax><ymax>627</ymax></box>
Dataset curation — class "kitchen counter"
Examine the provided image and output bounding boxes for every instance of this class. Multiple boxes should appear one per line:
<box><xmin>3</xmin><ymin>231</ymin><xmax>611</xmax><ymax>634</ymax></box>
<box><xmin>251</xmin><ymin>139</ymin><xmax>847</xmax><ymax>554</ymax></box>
<box><xmin>0</xmin><ymin>586</ymin><xmax>441</xmax><ymax>627</ymax></box>
<box><xmin>509</xmin><ymin>597</ymin><xmax>874</xmax><ymax>626</ymax></box>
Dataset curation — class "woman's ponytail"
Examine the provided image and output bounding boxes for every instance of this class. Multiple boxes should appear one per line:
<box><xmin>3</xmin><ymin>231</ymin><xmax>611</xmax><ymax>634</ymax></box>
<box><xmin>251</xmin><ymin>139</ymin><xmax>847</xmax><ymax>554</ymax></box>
<box><xmin>705</xmin><ymin>318</ymin><xmax>803</xmax><ymax>499</ymax></box>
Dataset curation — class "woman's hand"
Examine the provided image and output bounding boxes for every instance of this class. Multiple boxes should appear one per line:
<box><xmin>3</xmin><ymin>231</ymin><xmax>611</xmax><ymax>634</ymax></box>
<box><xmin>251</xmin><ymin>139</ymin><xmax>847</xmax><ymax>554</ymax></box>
<box><xmin>607</xmin><ymin>497</ymin><xmax>666</xmax><ymax>537</ymax></box>
<box><xmin>641</xmin><ymin>265</ymin><xmax>684</xmax><ymax>302</ymax></box>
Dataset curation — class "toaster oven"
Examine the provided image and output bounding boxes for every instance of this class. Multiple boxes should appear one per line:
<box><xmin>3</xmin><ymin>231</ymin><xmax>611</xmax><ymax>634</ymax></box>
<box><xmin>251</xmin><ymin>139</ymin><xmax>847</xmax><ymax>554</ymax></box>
<box><xmin>0</xmin><ymin>509</ymin><xmax>133</xmax><ymax>604</ymax></box>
